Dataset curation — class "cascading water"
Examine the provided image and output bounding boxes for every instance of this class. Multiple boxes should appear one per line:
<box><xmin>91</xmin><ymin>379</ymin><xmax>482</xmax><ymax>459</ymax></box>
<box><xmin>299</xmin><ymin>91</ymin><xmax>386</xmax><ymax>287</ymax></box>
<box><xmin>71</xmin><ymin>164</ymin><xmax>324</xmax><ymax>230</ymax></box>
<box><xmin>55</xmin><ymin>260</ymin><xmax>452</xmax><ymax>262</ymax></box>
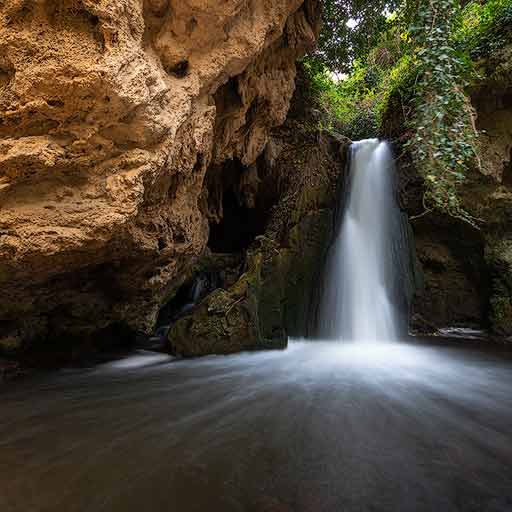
<box><xmin>317</xmin><ymin>139</ymin><xmax>406</xmax><ymax>342</ymax></box>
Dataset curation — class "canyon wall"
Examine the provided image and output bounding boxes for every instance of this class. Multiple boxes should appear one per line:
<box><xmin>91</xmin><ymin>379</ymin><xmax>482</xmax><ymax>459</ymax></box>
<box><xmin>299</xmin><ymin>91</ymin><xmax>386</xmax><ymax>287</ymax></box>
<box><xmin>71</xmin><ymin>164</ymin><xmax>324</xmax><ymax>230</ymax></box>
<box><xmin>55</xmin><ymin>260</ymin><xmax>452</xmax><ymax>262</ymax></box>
<box><xmin>0</xmin><ymin>0</ymin><xmax>322</xmax><ymax>355</ymax></box>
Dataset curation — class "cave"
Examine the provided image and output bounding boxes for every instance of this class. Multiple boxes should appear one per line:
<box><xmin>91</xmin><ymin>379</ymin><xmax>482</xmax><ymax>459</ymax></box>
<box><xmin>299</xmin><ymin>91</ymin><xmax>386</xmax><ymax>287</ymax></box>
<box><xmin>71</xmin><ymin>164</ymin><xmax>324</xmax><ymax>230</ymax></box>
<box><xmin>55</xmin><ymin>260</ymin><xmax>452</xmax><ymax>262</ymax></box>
<box><xmin>206</xmin><ymin>159</ymin><xmax>271</xmax><ymax>254</ymax></box>
<box><xmin>208</xmin><ymin>187</ymin><xmax>267</xmax><ymax>253</ymax></box>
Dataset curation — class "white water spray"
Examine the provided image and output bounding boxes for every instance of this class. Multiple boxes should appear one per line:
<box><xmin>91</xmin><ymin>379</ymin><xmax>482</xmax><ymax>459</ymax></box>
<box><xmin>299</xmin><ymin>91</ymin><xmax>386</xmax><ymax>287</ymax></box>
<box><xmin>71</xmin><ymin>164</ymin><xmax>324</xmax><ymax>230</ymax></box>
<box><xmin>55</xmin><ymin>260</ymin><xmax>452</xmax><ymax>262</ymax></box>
<box><xmin>318</xmin><ymin>139</ymin><xmax>404</xmax><ymax>342</ymax></box>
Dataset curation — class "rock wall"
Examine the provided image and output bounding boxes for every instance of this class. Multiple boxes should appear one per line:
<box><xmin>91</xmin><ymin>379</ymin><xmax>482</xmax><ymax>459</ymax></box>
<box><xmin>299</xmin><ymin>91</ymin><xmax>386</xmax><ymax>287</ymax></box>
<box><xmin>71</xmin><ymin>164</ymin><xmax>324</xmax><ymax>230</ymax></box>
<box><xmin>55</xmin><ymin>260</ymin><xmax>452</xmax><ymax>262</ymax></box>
<box><xmin>387</xmin><ymin>45</ymin><xmax>512</xmax><ymax>336</ymax></box>
<box><xmin>0</xmin><ymin>0</ymin><xmax>321</xmax><ymax>355</ymax></box>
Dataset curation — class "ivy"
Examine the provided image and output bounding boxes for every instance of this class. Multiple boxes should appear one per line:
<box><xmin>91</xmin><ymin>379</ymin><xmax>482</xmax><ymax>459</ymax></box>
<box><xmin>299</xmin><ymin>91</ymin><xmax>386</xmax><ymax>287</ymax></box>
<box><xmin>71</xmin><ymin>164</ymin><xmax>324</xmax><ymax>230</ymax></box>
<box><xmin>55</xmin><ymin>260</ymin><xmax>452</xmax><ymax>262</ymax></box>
<box><xmin>406</xmin><ymin>0</ymin><xmax>481</xmax><ymax>226</ymax></box>
<box><xmin>456</xmin><ymin>0</ymin><xmax>512</xmax><ymax>60</ymax></box>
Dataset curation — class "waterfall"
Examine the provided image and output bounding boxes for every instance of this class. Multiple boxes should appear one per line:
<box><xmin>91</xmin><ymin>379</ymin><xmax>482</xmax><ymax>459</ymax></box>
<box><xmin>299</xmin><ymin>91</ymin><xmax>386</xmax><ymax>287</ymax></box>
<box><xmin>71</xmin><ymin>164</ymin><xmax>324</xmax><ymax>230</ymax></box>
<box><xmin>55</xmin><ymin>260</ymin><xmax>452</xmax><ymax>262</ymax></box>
<box><xmin>317</xmin><ymin>139</ymin><xmax>406</xmax><ymax>342</ymax></box>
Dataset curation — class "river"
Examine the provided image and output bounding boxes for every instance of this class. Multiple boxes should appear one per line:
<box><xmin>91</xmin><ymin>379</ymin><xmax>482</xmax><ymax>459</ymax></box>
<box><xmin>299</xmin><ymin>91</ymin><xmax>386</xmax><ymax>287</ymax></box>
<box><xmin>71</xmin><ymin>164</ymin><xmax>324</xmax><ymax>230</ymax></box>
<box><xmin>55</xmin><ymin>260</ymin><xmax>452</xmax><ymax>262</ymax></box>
<box><xmin>1</xmin><ymin>340</ymin><xmax>511</xmax><ymax>511</ymax></box>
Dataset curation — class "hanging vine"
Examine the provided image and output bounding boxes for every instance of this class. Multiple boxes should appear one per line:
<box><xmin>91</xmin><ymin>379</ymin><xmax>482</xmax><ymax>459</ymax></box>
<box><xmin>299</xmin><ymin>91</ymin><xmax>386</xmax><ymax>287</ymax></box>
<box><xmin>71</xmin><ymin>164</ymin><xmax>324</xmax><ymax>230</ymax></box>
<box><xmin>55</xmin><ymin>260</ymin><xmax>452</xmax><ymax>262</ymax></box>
<box><xmin>406</xmin><ymin>0</ymin><xmax>481</xmax><ymax>226</ymax></box>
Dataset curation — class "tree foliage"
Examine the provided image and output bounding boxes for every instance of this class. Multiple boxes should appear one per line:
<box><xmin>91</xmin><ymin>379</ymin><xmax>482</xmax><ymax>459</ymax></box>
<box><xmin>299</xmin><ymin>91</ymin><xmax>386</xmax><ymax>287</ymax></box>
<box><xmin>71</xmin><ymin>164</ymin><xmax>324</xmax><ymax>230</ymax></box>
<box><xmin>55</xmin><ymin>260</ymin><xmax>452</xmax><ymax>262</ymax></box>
<box><xmin>308</xmin><ymin>0</ymin><xmax>512</xmax><ymax>226</ymax></box>
<box><xmin>313</xmin><ymin>0</ymin><xmax>401</xmax><ymax>73</ymax></box>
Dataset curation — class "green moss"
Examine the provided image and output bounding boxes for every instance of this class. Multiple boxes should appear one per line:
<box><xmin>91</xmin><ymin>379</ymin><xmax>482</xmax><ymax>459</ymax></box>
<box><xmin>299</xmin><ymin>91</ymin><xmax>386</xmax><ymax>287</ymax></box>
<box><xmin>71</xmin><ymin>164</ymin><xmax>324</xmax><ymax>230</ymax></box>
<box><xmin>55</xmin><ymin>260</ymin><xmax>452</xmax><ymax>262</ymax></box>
<box><xmin>168</xmin><ymin>284</ymin><xmax>262</xmax><ymax>357</ymax></box>
<box><xmin>167</xmin><ymin>248</ymin><xmax>270</xmax><ymax>356</ymax></box>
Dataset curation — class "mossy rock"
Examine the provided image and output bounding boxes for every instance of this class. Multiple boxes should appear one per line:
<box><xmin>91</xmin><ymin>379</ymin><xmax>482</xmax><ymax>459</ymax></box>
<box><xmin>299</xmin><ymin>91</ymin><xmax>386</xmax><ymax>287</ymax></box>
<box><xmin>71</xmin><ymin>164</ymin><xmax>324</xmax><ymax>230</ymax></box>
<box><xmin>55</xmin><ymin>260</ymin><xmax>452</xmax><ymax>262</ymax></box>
<box><xmin>168</xmin><ymin>289</ymin><xmax>261</xmax><ymax>357</ymax></box>
<box><xmin>166</xmin><ymin>206</ymin><xmax>336</xmax><ymax>356</ymax></box>
<box><xmin>489</xmin><ymin>296</ymin><xmax>512</xmax><ymax>334</ymax></box>
<box><xmin>167</xmin><ymin>251</ymin><xmax>271</xmax><ymax>357</ymax></box>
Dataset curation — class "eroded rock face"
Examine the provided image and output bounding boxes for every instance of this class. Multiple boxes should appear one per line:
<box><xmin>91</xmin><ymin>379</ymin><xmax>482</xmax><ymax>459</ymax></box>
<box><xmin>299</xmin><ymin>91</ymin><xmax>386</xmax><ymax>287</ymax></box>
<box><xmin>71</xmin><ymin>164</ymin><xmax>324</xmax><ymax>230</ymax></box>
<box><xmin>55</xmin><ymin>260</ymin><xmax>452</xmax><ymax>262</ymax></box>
<box><xmin>0</xmin><ymin>0</ymin><xmax>320</xmax><ymax>351</ymax></box>
<box><xmin>408</xmin><ymin>222</ymin><xmax>489</xmax><ymax>332</ymax></box>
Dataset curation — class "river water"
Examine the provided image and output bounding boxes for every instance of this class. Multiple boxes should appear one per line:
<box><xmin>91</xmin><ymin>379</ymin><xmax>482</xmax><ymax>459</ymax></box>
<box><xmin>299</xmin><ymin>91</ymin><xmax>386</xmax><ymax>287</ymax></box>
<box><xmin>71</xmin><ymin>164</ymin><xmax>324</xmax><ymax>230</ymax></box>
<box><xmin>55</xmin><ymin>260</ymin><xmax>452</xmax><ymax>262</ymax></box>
<box><xmin>1</xmin><ymin>340</ymin><xmax>512</xmax><ymax>511</ymax></box>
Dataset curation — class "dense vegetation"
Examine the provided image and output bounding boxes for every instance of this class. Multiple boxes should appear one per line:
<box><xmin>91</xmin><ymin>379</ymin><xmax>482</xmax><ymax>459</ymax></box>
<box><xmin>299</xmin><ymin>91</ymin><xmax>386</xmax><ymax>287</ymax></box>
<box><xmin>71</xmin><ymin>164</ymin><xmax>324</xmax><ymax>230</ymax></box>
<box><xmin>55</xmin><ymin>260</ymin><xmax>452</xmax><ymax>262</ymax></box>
<box><xmin>314</xmin><ymin>0</ymin><xmax>401</xmax><ymax>73</ymax></box>
<box><xmin>307</xmin><ymin>0</ymin><xmax>512</xmax><ymax>225</ymax></box>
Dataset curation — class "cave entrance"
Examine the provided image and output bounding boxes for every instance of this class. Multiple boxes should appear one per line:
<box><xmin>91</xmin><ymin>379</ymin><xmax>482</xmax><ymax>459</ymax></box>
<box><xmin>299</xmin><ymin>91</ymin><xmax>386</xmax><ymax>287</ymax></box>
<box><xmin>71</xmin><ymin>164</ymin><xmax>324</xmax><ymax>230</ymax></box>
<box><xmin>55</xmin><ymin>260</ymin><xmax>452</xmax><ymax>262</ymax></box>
<box><xmin>208</xmin><ymin>187</ymin><xmax>267</xmax><ymax>253</ymax></box>
<box><xmin>206</xmin><ymin>159</ymin><xmax>270</xmax><ymax>254</ymax></box>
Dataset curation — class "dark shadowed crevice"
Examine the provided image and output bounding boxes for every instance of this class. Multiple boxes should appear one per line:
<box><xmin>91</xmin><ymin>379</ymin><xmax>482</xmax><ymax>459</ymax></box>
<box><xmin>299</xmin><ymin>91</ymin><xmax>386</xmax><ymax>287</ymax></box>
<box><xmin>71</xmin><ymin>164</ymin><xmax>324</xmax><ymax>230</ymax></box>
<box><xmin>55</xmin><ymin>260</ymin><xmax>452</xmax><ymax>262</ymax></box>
<box><xmin>165</xmin><ymin>59</ymin><xmax>189</xmax><ymax>78</ymax></box>
<box><xmin>214</xmin><ymin>77</ymin><xmax>242</xmax><ymax>118</ymax></box>
<box><xmin>204</xmin><ymin>158</ymin><xmax>273</xmax><ymax>254</ymax></box>
<box><xmin>208</xmin><ymin>187</ymin><xmax>267</xmax><ymax>253</ymax></box>
<box><xmin>156</xmin><ymin>273</ymin><xmax>220</xmax><ymax>328</ymax></box>
<box><xmin>150</xmin><ymin>271</ymin><xmax>224</xmax><ymax>347</ymax></box>
<box><xmin>0</xmin><ymin>58</ymin><xmax>15</xmax><ymax>90</ymax></box>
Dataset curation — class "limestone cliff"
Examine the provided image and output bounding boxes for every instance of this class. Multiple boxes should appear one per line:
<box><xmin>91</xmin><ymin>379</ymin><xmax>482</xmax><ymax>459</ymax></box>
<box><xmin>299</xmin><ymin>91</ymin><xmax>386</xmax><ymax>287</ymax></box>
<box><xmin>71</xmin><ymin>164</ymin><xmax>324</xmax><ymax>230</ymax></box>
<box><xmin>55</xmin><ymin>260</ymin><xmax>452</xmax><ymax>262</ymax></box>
<box><xmin>0</xmin><ymin>0</ymin><xmax>321</xmax><ymax>355</ymax></box>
